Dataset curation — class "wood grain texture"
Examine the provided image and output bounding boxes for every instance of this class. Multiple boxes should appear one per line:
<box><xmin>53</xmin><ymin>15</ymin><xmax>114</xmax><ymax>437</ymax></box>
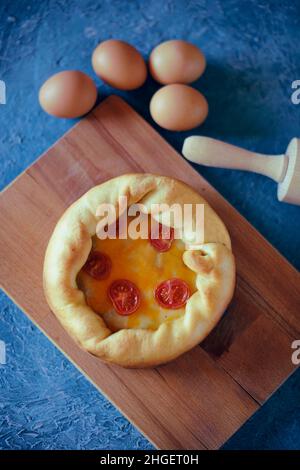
<box><xmin>0</xmin><ymin>96</ymin><xmax>299</xmax><ymax>449</ymax></box>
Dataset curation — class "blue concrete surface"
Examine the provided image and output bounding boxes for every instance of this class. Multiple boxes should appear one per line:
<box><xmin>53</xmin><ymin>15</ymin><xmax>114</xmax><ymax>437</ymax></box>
<box><xmin>0</xmin><ymin>0</ymin><xmax>300</xmax><ymax>450</ymax></box>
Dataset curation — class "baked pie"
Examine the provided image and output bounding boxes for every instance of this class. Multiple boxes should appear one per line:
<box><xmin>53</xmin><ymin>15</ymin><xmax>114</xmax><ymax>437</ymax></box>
<box><xmin>43</xmin><ymin>174</ymin><xmax>235</xmax><ymax>367</ymax></box>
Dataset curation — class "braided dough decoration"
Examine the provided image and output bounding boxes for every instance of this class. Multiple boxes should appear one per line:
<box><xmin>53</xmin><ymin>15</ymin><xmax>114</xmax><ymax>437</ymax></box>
<box><xmin>43</xmin><ymin>174</ymin><xmax>235</xmax><ymax>367</ymax></box>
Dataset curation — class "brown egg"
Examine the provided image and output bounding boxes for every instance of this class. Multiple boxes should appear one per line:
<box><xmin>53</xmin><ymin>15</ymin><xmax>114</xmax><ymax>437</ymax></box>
<box><xmin>92</xmin><ymin>39</ymin><xmax>147</xmax><ymax>90</ymax></box>
<box><xmin>150</xmin><ymin>84</ymin><xmax>208</xmax><ymax>131</ymax></box>
<box><xmin>149</xmin><ymin>40</ymin><xmax>206</xmax><ymax>85</ymax></box>
<box><xmin>39</xmin><ymin>70</ymin><xmax>97</xmax><ymax>118</ymax></box>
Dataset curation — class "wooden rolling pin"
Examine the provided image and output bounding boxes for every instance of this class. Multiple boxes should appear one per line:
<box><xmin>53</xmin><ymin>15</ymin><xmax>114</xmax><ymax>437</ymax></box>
<box><xmin>182</xmin><ymin>136</ymin><xmax>300</xmax><ymax>205</ymax></box>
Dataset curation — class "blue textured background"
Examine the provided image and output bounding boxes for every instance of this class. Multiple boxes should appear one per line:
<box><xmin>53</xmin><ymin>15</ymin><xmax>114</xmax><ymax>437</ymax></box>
<box><xmin>0</xmin><ymin>0</ymin><xmax>300</xmax><ymax>450</ymax></box>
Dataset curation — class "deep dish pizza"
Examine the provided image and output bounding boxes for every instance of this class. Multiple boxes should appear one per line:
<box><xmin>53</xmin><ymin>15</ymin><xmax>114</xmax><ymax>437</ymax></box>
<box><xmin>43</xmin><ymin>174</ymin><xmax>235</xmax><ymax>367</ymax></box>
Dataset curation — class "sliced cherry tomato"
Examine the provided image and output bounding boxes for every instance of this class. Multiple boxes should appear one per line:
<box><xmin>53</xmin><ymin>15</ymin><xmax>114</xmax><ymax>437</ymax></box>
<box><xmin>83</xmin><ymin>251</ymin><xmax>112</xmax><ymax>280</ymax></box>
<box><xmin>108</xmin><ymin>279</ymin><xmax>140</xmax><ymax>316</ymax></box>
<box><xmin>155</xmin><ymin>278</ymin><xmax>190</xmax><ymax>309</ymax></box>
<box><xmin>150</xmin><ymin>223</ymin><xmax>174</xmax><ymax>252</ymax></box>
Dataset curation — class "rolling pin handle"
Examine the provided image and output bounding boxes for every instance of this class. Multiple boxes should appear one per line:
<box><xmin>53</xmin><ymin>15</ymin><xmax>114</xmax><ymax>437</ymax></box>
<box><xmin>182</xmin><ymin>136</ymin><xmax>288</xmax><ymax>183</ymax></box>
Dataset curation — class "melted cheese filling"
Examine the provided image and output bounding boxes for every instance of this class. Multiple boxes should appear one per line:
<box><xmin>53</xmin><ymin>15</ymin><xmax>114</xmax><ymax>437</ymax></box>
<box><xmin>77</xmin><ymin>233</ymin><xmax>196</xmax><ymax>331</ymax></box>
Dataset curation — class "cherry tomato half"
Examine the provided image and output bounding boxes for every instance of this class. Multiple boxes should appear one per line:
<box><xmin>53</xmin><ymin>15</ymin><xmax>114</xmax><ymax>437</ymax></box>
<box><xmin>108</xmin><ymin>279</ymin><xmax>141</xmax><ymax>316</ymax></box>
<box><xmin>155</xmin><ymin>278</ymin><xmax>190</xmax><ymax>309</ymax></box>
<box><xmin>83</xmin><ymin>251</ymin><xmax>112</xmax><ymax>280</ymax></box>
<box><xmin>150</xmin><ymin>223</ymin><xmax>174</xmax><ymax>252</ymax></box>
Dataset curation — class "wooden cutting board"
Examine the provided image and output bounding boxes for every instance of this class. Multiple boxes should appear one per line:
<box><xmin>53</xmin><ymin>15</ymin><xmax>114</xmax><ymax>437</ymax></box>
<box><xmin>0</xmin><ymin>96</ymin><xmax>299</xmax><ymax>450</ymax></box>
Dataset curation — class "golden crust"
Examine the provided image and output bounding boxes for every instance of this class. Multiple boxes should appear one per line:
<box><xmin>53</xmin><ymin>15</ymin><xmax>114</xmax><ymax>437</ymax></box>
<box><xmin>43</xmin><ymin>174</ymin><xmax>235</xmax><ymax>367</ymax></box>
